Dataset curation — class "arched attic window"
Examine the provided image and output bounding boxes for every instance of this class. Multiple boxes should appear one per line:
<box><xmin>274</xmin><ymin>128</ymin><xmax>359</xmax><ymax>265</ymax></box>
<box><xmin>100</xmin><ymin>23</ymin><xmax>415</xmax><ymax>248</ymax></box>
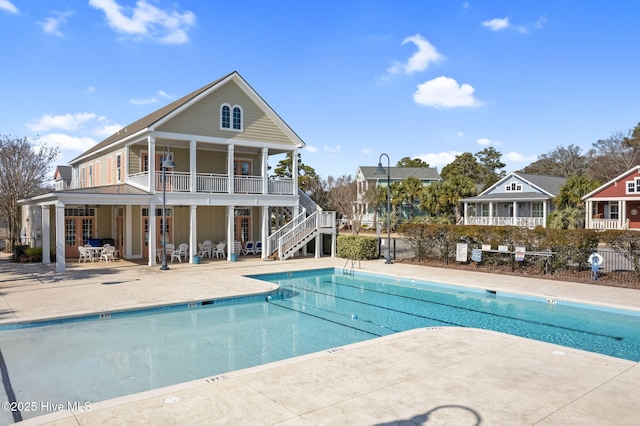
<box><xmin>220</xmin><ymin>103</ymin><xmax>243</xmax><ymax>131</ymax></box>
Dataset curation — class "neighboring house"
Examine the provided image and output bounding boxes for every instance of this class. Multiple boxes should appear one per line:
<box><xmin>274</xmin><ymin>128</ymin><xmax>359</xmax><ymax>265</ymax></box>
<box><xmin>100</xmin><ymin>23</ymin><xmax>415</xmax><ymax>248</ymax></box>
<box><xmin>355</xmin><ymin>166</ymin><xmax>441</xmax><ymax>227</ymax></box>
<box><xmin>461</xmin><ymin>172</ymin><xmax>567</xmax><ymax>228</ymax></box>
<box><xmin>19</xmin><ymin>71</ymin><xmax>336</xmax><ymax>272</ymax></box>
<box><xmin>54</xmin><ymin>165</ymin><xmax>72</xmax><ymax>191</ymax></box>
<box><xmin>582</xmin><ymin>165</ymin><xmax>640</xmax><ymax>231</ymax></box>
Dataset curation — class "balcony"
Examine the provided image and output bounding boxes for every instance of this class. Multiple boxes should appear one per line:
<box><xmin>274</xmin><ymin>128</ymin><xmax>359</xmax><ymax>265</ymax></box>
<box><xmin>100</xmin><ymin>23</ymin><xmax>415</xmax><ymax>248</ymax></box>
<box><xmin>127</xmin><ymin>171</ymin><xmax>295</xmax><ymax>195</ymax></box>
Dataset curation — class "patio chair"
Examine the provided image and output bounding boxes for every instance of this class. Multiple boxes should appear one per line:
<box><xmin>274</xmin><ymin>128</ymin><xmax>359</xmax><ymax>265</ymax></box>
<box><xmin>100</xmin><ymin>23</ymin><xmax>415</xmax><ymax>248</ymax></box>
<box><xmin>78</xmin><ymin>246</ymin><xmax>91</xmax><ymax>263</ymax></box>
<box><xmin>171</xmin><ymin>243</ymin><xmax>189</xmax><ymax>263</ymax></box>
<box><xmin>102</xmin><ymin>245</ymin><xmax>116</xmax><ymax>262</ymax></box>
<box><xmin>242</xmin><ymin>241</ymin><xmax>255</xmax><ymax>255</ymax></box>
<box><xmin>202</xmin><ymin>240</ymin><xmax>213</xmax><ymax>258</ymax></box>
<box><xmin>213</xmin><ymin>242</ymin><xmax>226</xmax><ymax>258</ymax></box>
<box><xmin>254</xmin><ymin>241</ymin><xmax>262</xmax><ymax>255</ymax></box>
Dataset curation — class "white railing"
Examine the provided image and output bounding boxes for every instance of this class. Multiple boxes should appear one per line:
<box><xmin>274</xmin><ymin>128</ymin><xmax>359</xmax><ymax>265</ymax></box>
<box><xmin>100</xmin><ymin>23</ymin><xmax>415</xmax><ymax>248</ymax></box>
<box><xmin>279</xmin><ymin>212</ymin><xmax>318</xmax><ymax>260</ymax></box>
<box><xmin>197</xmin><ymin>174</ymin><xmax>227</xmax><ymax>193</ymax></box>
<box><xmin>269</xmin><ymin>179</ymin><xmax>295</xmax><ymax>195</ymax></box>
<box><xmin>298</xmin><ymin>188</ymin><xmax>322</xmax><ymax>212</ymax></box>
<box><xmin>233</xmin><ymin>176</ymin><xmax>263</xmax><ymax>194</ymax></box>
<box><xmin>126</xmin><ymin>172</ymin><xmax>294</xmax><ymax>195</ymax></box>
<box><xmin>127</xmin><ymin>172</ymin><xmax>149</xmax><ymax>188</ymax></box>
<box><xmin>267</xmin><ymin>209</ymin><xmax>307</xmax><ymax>256</ymax></box>
<box><xmin>155</xmin><ymin>171</ymin><xmax>190</xmax><ymax>192</ymax></box>
<box><xmin>590</xmin><ymin>219</ymin><xmax>621</xmax><ymax>230</ymax></box>
<box><xmin>466</xmin><ymin>216</ymin><xmax>545</xmax><ymax>227</ymax></box>
<box><xmin>318</xmin><ymin>211</ymin><xmax>336</xmax><ymax>229</ymax></box>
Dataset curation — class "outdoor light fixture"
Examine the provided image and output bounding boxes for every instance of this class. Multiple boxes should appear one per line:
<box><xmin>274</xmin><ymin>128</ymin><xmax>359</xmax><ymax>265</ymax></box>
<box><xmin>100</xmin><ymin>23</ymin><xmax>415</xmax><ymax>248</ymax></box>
<box><xmin>375</xmin><ymin>153</ymin><xmax>393</xmax><ymax>264</ymax></box>
<box><xmin>160</xmin><ymin>145</ymin><xmax>176</xmax><ymax>271</ymax></box>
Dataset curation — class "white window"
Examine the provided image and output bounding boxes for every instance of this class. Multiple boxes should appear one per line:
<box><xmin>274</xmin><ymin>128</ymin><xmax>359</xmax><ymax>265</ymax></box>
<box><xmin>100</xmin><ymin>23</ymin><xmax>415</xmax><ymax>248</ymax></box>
<box><xmin>610</xmin><ymin>202</ymin><xmax>619</xmax><ymax>220</ymax></box>
<box><xmin>116</xmin><ymin>154</ymin><xmax>122</xmax><ymax>182</ymax></box>
<box><xmin>532</xmin><ymin>202</ymin><xmax>543</xmax><ymax>217</ymax></box>
<box><xmin>81</xmin><ymin>166</ymin><xmax>86</xmax><ymax>188</ymax></box>
<box><xmin>505</xmin><ymin>182</ymin><xmax>522</xmax><ymax>192</ymax></box>
<box><xmin>626</xmin><ymin>177</ymin><xmax>640</xmax><ymax>194</ymax></box>
<box><xmin>221</xmin><ymin>103</ymin><xmax>243</xmax><ymax>131</ymax></box>
<box><xmin>88</xmin><ymin>164</ymin><xmax>93</xmax><ymax>187</ymax></box>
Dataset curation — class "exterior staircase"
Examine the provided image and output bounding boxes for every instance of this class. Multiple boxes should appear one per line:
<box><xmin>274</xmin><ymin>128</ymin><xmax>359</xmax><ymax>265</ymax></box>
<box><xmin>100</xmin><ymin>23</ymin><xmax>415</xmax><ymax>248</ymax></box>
<box><xmin>267</xmin><ymin>189</ymin><xmax>336</xmax><ymax>260</ymax></box>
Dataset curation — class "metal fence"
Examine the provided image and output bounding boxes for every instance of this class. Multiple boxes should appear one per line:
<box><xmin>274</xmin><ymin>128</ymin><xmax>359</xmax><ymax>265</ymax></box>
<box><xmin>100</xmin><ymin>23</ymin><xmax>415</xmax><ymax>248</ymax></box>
<box><xmin>398</xmin><ymin>238</ymin><xmax>640</xmax><ymax>289</ymax></box>
<box><xmin>0</xmin><ymin>238</ymin><xmax>38</xmax><ymax>261</ymax></box>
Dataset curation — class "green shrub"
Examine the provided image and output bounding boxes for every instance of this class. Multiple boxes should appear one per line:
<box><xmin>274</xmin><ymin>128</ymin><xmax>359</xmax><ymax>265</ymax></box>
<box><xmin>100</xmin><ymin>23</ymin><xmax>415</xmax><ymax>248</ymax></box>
<box><xmin>24</xmin><ymin>247</ymin><xmax>43</xmax><ymax>257</ymax></box>
<box><xmin>337</xmin><ymin>235</ymin><xmax>378</xmax><ymax>260</ymax></box>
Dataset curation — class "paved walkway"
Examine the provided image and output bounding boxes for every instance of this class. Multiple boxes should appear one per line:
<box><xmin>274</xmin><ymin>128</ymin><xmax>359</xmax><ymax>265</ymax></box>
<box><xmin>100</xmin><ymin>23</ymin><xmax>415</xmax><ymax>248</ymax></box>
<box><xmin>0</xmin><ymin>257</ymin><xmax>638</xmax><ymax>425</ymax></box>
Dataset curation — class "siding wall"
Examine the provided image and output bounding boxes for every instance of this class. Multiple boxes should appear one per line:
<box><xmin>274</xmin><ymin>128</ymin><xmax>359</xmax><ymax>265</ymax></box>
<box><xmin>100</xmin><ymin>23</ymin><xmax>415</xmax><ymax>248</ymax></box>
<box><xmin>157</xmin><ymin>80</ymin><xmax>293</xmax><ymax>145</ymax></box>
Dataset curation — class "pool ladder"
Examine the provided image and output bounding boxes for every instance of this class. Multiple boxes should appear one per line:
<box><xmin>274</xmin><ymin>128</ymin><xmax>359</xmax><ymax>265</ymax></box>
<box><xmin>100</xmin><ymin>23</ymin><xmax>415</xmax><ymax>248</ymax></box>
<box><xmin>343</xmin><ymin>257</ymin><xmax>360</xmax><ymax>275</ymax></box>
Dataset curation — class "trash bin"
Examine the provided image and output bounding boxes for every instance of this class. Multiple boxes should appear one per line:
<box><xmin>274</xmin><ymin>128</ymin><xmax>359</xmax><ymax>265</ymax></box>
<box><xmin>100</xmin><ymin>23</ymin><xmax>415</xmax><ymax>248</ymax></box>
<box><xmin>192</xmin><ymin>256</ymin><xmax>201</xmax><ymax>264</ymax></box>
<box><xmin>230</xmin><ymin>253</ymin><xmax>238</xmax><ymax>262</ymax></box>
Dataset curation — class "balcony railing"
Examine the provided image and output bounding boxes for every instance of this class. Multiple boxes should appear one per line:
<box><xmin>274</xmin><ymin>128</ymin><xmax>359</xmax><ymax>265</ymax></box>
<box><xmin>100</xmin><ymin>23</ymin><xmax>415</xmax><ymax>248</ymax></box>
<box><xmin>466</xmin><ymin>216</ymin><xmax>545</xmax><ymax>227</ymax></box>
<box><xmin>590</xmin><ymin>218</ymin><xmax>623</xmax><ymax>230</ymax></box>
<box><xmin>127</xmin><ymin>171</ymin><xmax>295</xmax><ymax>195</ymax></box>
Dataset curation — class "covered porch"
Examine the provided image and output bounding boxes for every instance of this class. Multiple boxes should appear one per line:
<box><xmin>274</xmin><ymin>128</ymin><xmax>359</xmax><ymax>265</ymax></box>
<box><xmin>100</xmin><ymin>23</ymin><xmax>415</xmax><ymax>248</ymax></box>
<box><xmin>462</xmin><ymin>197</ymin><xmax>550</xmax><ymax>228</ymax></box>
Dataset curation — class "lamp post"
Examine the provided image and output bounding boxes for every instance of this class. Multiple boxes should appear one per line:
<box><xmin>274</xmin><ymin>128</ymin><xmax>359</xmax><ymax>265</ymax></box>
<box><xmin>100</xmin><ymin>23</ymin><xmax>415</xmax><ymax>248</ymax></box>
<box><xmin>160</xmin><ymin>145</ymin><xmax>176</xmax><ymax>270</ymax></box>
<box><xmin>375</xmin><ymin>153</ymin><xmax>393</xmax><ymax>264</ymax></box>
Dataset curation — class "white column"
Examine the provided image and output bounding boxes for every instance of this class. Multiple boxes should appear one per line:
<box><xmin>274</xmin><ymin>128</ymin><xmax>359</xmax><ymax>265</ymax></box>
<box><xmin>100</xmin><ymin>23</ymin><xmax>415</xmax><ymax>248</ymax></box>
<box><xmin>261</xmin><ymin>206</ymin><xmax>269</xmax><ymax>259</ymax></box>
<box><xmin>292</xmin><ymin>148</ymin><xmax>299</xmax><ymax>195</ymax></box>
<box><xmin>543</xmin><ymin>200</ymin><xmax>548</xmax><ymax>228</ymax></box>
<box><xmin>55</xmin><ymin>202</ymin><xmax>65</xmax><ymax>272</ymax></box>
<box><xmin>262</xmin><ymin>147</ymin><xmax>269</xmax><ymax>195</ymax></box>
<box><xmin>513</xmin><ymin>201</ymin><xmax>517</xmax><ymax>226</ymax></box>
<box><xmin>315</xmin><ymin>232</ymin><xmax>321</xmax><ymax>258</ymax></box>
<box><xmin>149</xmin><ymin>136</ymin><xmax>156</xmax><ymax>193</ymax></box>
<box><xmin>42</xmin><ymin>205</ymin><xmax>51</xmax><ymax>264</ymax></box>
<box><xmin>585</xmin><ymin>200</ymin><xmax>591</xmax><ymax>229</ymax></box>
<box><xmin>190</xmin><ymin>139</ymin><xmax>197</xmax><ymax>193</ymax></box>
<box><xmin>148</xmin><ymin>203</ymin><xmax>156</xmax><ymax>266</ymax></box>
<box><xmin>189</xmin><ymin>205</ymin><xmax>197</xmax><ymax>262</ymax></box>
<box><xmin>227</xmin><ymin>145</ymin><xmax>235</xmax><ymax>194</ymax></box>
<box><xmin>125</xmin><ymin>205</ymin><xmax>133</xmax><ymax>259</ymax></box>
<box><xmin>463</xmin><ymin>202</ymin><xmax>468</xmax><ymax>225</ymax></box>
<box><xmin>227</xmin><ymin>206</ymin><xmax>234</xmax><ymax>259</ymax></box>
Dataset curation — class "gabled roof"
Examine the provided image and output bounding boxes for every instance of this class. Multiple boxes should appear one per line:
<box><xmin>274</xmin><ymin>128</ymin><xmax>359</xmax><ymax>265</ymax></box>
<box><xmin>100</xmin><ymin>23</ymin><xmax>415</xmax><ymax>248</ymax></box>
<box><xmin>581</xmin><ymin>165</ymin><xmax>640</xmax><ymax>200</ymax></box>
<box><xmin>358</xmin><ymin>166</ymin><xmax>441</xmax><ymax>181</ymax></box>
<box><xmin>70</xmin><ymin>71</ymin><xmax>304</xmax><ymax>164</ymax></box>
<box><xmin>54</xmin><ymin>165</ymin><xmax>72</xmax><ymax>182</ymax></box>
<box><xmin>460</xmin><ymin>172</ymin><xmax>567</xmax><ymax>203</ymax></box>
<box><xmin>482</xmin><ymin>172</ymin><xmax>566</xmax><ymax>197</ymax></box>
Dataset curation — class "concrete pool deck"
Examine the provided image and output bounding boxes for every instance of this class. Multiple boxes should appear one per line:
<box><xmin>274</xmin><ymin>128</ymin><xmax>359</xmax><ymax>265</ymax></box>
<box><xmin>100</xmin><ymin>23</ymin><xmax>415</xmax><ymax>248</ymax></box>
<box><xmin>1</xmin><ymin>257</ymin><xmax>639</xmax><ymax>425</ymax></box>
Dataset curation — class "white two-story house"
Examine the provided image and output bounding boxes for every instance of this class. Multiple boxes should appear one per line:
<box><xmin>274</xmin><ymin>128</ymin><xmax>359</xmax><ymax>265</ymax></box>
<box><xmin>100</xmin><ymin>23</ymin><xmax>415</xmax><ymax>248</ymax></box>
<box><xmin>20</xmin><ymin>71</ymin><xmax>335</xmax><ymax>271</ymax></box>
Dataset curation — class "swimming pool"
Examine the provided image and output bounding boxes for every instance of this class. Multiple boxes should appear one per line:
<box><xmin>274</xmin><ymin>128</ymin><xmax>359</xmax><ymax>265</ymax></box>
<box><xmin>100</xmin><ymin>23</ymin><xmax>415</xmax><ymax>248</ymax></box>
<box><xmin>1</xmin><ymin>267</ymin><xmax>639</xmax><ymax>422</ymax></box>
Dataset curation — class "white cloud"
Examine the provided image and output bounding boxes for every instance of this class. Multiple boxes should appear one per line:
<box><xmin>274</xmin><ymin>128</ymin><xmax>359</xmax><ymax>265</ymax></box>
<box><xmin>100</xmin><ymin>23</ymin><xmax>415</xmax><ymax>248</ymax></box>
<box><xmin>0</xmin><ymin>0</ymin><xmax>18</xmax><ymax>13</ymax></box>
<box><xmin>477</xmin><ymin>138</ymin><xmax>501</xmax><ymax>146</ymax></box>
<box><xmin>158</xmin><ymin>90</ymin><xmax>173</xmax><ymax>98</ymax></box>
<box><xmin>85</xmin><ymin>86</ymin><xmax>96</xmax><ymax>94</ymax></box>
<box><xmin>28</xmin><ymin>112</ymin><xmax>97</xmax><ymax>132</ymax></box>
<box><xmin>417</xmin><ymin>151</ymin><xmax>462</xmax><ymax>169</ymax></box>
<box><xmin>89</xmin><ymin>0</ymin><xmax>196</xmax><ymax>44</ymax></box>
<box><xmin>362</xmin><ymin>148</ymin><xmax>371</xmax><ymax>155</ymax></box>
<box><xmin>388</xmin><ymin>34</ymin><xmax>443</xmax><ymax>75</ymax></box>
<box><xmin>504</xmin><ymin>151</ymin><xmax>537</xmax><ymax>163</ymax></box>
<box><xmin>39</xmin><ymin>133</ymin><xmax>98</xmax><ymax>151</ymax></box>
<box><xmin>38</xmin><ymin>10</ymin><xmax>74</xmax><ymax>37</ymax></box>
<box><xmin>462</xmin><ymin>2</ymin><xmax>470</xmax><ymax>11</ymax></box>
<box><xmin>130</xmin><ymin>97</ymin><xmax>158</xmax><ymax>105</ymax></box>
<box><xmin>305</xmin><ymin>146</ymin><xmax>319</xmax><ymax>153</ymax></box>
<box><xmin>414</xmin><ymin>76</ymin><xmax>483</xmax><ymax>108</ymax></box>
<box><xmin>92</xmin><ymin>123</ymin><xmax>122</xmax><ymax>137</ymax></box>
<box><xmin>482</xmin><ymin>17</ymin><xmax>510</xmax><ymax>31</ymax></box>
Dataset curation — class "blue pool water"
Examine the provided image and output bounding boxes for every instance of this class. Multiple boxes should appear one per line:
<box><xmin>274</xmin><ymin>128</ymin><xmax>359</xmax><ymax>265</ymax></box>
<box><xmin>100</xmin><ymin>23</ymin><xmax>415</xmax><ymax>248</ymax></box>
<box><xmin>1</xmin><ymin>268</ymin><xmax>639</xmax><ymax>422</ymax></box>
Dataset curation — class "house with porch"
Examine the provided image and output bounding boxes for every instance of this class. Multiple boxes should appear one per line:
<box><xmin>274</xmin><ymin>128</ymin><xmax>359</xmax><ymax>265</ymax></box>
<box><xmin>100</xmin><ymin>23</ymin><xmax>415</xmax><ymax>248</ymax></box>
<box><xmin>20</xmin><ymin>71</ymin><xmax>336</xmax><ymax>272</ymax></box>
<box><xmin>354</xmin><ymin>166</ymin><xmax>441</xmax><ymax>227</ymax></box>
<box><xmin>461</xmin><ymin>172</ymin><xmax>567</xmax><ymax>228</ymax></box>
<box><xmin>582</xmin><ymin>165</ymin><xmax>640</xmax><ymax>230</ymax></box>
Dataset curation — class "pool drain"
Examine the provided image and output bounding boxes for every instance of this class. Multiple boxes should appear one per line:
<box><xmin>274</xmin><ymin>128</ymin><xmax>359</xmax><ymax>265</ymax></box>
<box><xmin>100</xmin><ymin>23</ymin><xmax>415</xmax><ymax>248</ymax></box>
<box><xmin>164</xmin><ymin>396</ymin><xmax>181</xmax><ymax>404</ymax></box>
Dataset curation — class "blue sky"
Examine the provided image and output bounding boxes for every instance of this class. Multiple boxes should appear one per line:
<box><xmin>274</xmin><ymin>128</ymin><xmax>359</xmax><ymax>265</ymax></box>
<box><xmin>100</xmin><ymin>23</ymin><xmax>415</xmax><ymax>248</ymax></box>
<box><xmin>1</xmin><ymin>1</ymin><xmax>639</xmax><ymax>180</ymax></box>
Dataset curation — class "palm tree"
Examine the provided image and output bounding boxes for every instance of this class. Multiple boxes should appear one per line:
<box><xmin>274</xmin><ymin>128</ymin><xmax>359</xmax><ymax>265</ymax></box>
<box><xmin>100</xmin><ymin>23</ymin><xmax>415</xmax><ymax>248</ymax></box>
<box><xmin>548</xmin><ymin>207</ymin><xmax>585</xmax><ymax>229</ymax></box>
<box><xmin>441</xmin><ymin>175</ymin><xmax>477</xmax><ymax>223</ymax></box>
<box><xmin>555</xmin><ymin>175</ymin><xmax>600</xmax><ymax>209</ymax></box>
<box><xmin>399</xmin><ymin>177</ymin><xmax>424</xmax><ymax>220</ymax></box>
<box><xmin>419</xmin><ymin>181</ymin><xmax>445</xmax><ymax>217</ymax></box>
